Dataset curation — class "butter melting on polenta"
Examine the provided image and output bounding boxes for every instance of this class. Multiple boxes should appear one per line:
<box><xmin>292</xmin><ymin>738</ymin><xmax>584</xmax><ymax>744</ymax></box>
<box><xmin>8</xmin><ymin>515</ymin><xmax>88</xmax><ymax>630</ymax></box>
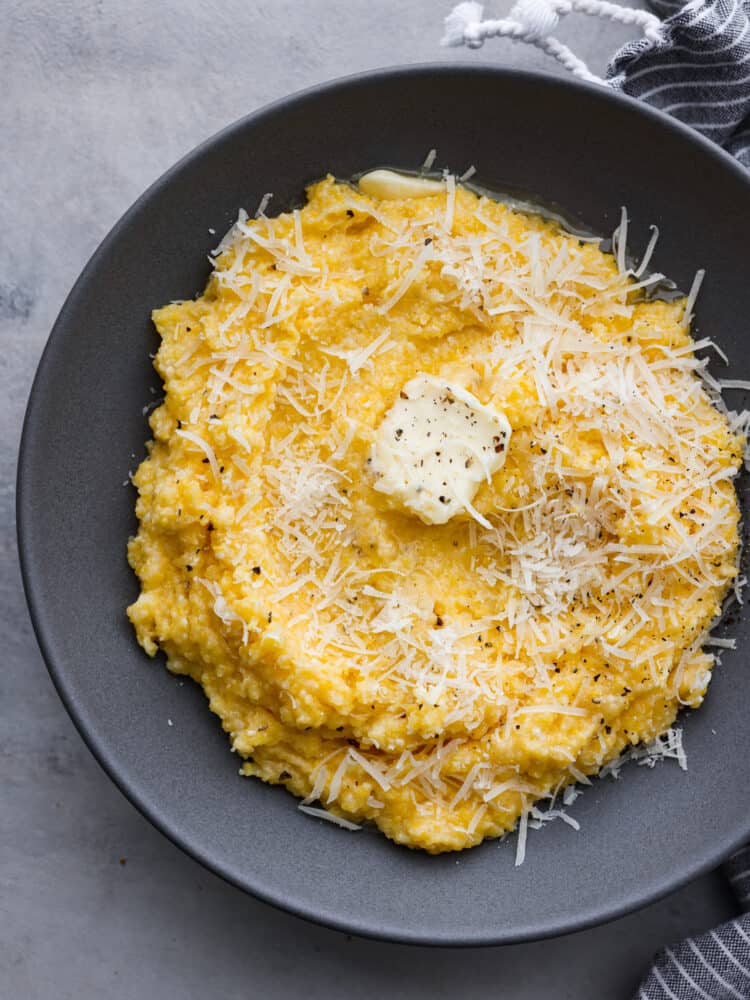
<box><xmin>128</xmin><ymin>173</ymin><xmax>743</xmax><ymax>853</ymax></box>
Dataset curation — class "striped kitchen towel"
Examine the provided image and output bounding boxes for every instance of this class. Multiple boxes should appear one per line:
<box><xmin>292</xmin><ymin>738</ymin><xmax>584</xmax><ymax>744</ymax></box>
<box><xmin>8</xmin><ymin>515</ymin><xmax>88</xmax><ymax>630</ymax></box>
<box><xmin>610</xmin><ymin>0</ymin><xmax>750</xmax><ymax>168</ymax></box>
<box><xmin>634</xmin><ymin>844</ymin><xmax>750</xmax><ymax>999</ymax></box>
<box><xmin>442</xmin><ymin>0</ymin><xmax>750</xmax><ymax>168</ymax></box>
<box><xmin>443</xmin><ymin>3</ymin><xmax>750</xmax><ymax>996</ymax></box>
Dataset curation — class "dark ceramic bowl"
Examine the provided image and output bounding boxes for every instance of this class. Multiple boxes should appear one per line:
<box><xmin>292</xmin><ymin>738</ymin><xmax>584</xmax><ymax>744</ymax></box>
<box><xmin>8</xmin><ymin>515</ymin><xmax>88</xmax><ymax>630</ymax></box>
<box><xmin>17</xmin><ymin>65</ymin><xmax>750</xmax><ymax>946</ymax></box>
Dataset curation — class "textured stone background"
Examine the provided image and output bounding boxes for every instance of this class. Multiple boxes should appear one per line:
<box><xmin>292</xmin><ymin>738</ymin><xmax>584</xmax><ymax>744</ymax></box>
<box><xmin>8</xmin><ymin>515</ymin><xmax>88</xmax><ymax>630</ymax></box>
<box><xmin>1</xmin><ymin>2</ymin><xmax>737</xmax><ymax>997</ymax></box>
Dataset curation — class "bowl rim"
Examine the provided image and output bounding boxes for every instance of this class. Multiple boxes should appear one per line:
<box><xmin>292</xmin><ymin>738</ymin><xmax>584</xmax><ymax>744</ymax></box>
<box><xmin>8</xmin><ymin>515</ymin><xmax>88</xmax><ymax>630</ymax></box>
<box><xmin>16</xmin><ymin>62</ymin><xmax>750</xmax><ymax>947</ymax></box>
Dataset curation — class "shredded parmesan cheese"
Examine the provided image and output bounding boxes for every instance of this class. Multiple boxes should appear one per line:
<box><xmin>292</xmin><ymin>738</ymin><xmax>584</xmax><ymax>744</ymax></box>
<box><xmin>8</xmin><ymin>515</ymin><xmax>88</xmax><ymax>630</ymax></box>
<box><xmin>130</xmin><ymin>171</ymin><xmax>746</xmax><ymax>859</ymax></box>
<box><xmin>298</xmin><ymin>804</ymin><xmax>362</xmax><ymax>830</ymax></box>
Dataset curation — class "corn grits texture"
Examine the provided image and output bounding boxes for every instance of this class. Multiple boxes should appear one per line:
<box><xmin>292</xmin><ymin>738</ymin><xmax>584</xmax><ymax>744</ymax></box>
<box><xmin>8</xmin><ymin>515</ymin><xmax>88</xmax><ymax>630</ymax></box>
<box><xmin>128</xmin><ymin>177</ymin><xmax>742</xmax><ymax>853</ymax></box>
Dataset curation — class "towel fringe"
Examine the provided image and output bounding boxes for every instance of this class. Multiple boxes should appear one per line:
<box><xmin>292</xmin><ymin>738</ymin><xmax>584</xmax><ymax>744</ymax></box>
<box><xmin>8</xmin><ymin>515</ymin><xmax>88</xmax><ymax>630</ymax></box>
<box><xmin>442</xmin><ymin>0</ymin><xmax>663</xmax><ymax>84</ymax></box>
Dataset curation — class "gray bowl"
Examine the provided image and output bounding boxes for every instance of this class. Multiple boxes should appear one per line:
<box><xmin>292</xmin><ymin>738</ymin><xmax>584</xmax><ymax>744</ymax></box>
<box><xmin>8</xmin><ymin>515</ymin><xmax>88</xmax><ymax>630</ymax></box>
<box><xmin>17</xmin><ymin>65</ymin><xmax>750</xmax><ymax>946</ymax></box>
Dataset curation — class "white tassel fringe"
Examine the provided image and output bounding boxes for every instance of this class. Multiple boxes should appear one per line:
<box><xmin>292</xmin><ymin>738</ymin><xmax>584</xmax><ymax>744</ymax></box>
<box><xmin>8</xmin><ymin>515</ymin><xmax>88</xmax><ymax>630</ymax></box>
<box><xmin>442</xmin><ymin>0</ymin><xmax>664</xmax><ymax>84</ymax></box>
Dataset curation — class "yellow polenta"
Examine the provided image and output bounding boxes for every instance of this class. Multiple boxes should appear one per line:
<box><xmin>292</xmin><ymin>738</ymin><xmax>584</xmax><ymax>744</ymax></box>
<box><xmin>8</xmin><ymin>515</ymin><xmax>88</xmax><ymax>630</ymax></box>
<box><xmin>127</xmin><ymin>175</ymin><xmax>743</xmax><ymax>853</ymax></box>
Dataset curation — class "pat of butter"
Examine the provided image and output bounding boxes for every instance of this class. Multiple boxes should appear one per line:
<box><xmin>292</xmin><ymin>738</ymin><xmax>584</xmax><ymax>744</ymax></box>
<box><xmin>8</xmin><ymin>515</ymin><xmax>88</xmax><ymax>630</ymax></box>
<box><xmin>370</xmin><ymin>375</ymin><xmax>511</xmax><ymax>527</ymax></box>
<box><xmin>358</xmin><ymin>170</ymin><xmax>446</xmax><ymax>201</ymax></box>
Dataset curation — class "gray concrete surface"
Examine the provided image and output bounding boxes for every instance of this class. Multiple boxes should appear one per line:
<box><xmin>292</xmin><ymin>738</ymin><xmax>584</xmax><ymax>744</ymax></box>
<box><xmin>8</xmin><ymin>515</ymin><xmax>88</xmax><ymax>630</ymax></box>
<box><xmin>1</xmin><ymin>2</ymin><xmax>739</xmax><ymax>997</ymax></box>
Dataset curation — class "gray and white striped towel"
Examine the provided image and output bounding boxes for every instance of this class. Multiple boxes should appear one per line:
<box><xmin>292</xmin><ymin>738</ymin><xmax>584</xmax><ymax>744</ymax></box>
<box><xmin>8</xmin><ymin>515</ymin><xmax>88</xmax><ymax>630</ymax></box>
<box><xmin>635</xmin><ymin>844</ymin><xmax>750</xmax><ymax>998</ymax></box>
<box><xmin>609</xmin><ymin>0</ymin><xmax>750</xmax><ymax>168</ymax></box>
<box><xmin>443</xmin><ymin>0</ymin><xmax>750</xmax><ymax>166</ymax></box>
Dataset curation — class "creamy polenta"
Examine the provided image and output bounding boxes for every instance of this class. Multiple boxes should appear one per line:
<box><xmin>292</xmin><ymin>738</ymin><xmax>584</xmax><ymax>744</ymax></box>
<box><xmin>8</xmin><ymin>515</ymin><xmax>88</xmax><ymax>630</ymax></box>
<box><xmin>127</xmin><ymin>171</ymin><xmax>744</xmax><ymax>854</ymax></box>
